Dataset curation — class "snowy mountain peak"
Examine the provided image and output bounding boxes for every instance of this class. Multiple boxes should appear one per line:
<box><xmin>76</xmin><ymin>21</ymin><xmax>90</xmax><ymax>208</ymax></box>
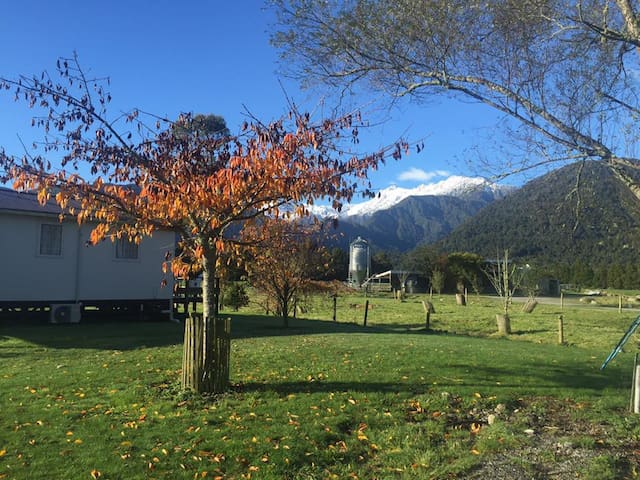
<box><xmin>309</xmin><ymin>176</ymin><xmax>512</xmax><ymax>218</ymax></box>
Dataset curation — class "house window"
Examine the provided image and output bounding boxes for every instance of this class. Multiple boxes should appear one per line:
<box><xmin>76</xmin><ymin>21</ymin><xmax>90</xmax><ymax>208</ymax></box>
<box><xmin>40</xmin><ymin>224</ymin><xmax>63</xmax><ymax>256</ymax></box>
<box><xmin>115</xmin><ymin>237</ymin><xmax>139</xmax><ymax>259</ymax></box>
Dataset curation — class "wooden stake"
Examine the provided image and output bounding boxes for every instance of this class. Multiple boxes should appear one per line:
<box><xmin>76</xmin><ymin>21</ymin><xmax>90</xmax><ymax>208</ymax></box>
<box><xmin>631</xmin><ymin>353</ymin><xmax>639</xmax><ymax>412</ymax></box>
<box><xmin>619</xmin><ymin>295</ymin><xmax>623</xmax><ymax>314</ymax></box>
<box><xmin>633</xmin><ymin>365</ymin><xmax>640</xmax><ymax>413</ymax></box>
<box><xmin>363</xmin><ymin>300</ymin><xmax>369</xmax><ymax>326</ymax></box>
<box><xmin>332</xmin><ymin>295</ymin><xmax>337</xmax><ymax>322</ymax></box>
<box><xmin>560</xmin><ymin>292</ymin><xmax>564</xmax><ymax>310</ymax></box>
<box><xmin>422</xmin><ymin>300</ymin><xmax>433</xmax><ymax>330</ymax></box>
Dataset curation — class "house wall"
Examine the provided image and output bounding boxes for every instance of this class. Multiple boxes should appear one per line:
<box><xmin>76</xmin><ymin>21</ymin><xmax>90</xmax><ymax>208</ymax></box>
<box><xmin>0</xmin><ymin>211</ymin><xmax>174</xmax><ymax>303</ymax></box>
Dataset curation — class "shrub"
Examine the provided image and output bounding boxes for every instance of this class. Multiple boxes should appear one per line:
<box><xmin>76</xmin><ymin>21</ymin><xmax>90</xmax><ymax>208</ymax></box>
<box><xmin>224</xmin><ymin>282</ymin><xmax>249</xmax><ymax>311</ymax></box>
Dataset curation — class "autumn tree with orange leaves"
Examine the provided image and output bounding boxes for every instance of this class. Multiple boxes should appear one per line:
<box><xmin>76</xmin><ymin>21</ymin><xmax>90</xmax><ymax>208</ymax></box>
<box><xmin>243</xmin><ymin>218</ymin><xmax>328</xmax><ymax>328</ymax></box>
<box><xmin>0</xmin><ymin>54</ymin><xmax>407</xmax><ymax>393</ymax></box>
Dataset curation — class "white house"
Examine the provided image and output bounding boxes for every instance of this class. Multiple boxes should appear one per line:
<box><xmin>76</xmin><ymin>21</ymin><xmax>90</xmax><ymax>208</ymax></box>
<box><xmin>0</xmin><ymin>187</ymin><xmax>175</xmax><ymax>322</ymax></box>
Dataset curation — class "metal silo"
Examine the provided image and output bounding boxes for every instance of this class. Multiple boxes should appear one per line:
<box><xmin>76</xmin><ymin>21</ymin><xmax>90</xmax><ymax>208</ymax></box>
<box><xmin>348</xmin><ymin>237</ymin><xmax>370</xmax><ymax>286</ymax></box>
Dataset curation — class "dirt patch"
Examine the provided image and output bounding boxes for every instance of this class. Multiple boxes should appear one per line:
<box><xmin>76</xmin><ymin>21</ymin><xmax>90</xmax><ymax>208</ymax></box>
<box><xmin>465</xmin><ymin>397</ymin><xmax>640</xmax><ymax>479</ymax></box>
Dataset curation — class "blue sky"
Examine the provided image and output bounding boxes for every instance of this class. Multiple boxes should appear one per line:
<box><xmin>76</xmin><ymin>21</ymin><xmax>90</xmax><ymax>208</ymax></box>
<box><xmin>0</xmin><ymin>1</ymin><xmax>512</xmax><ymax>192</ymax></box>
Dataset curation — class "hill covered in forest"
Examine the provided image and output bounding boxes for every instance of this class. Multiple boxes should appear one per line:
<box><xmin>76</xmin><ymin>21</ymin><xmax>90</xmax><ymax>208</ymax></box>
<box><xmin>438</xmin><ymin>160</ymin><xmax>640</xmax><ymax>267</ymax></box>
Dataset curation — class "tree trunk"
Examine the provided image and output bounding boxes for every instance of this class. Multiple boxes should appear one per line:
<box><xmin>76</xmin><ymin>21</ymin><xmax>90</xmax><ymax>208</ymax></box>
<box><xmin>281</xmin><ymin>295</ymin><xmax>290</xmax><ymax>328</ymax></box>
<box><xmin>181</xmin><ymin>247</ymin><xmax>230</xmax><ymax>394</ymax></box>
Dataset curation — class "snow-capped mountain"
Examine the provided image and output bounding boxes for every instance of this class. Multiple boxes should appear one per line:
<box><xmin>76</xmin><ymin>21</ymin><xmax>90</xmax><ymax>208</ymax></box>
<box><xmin>309</xmin><ymin>176</ymin><xmax>512</xmax><ymax>219</ymax></box>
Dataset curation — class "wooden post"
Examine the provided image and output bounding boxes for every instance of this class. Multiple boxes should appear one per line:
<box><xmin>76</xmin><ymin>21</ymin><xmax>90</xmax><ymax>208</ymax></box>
<box><xmin>181</xmin><ymin>311</ymin><xmax>231</xmax><ymax>393</ymax></box>
<box><xmin>363</xmin><ymin>300</ymin><xmax>369</xmax><ymax>326</ymax></box>
<box><xmin>558</xmin><ymin>315</ymin><xmax>564</xmax><ymax>345</ymax></box>
<box><xmin>429</xmin><ymin>287</ymin><xmax>433</xmax><ymax>300</ymax></box>
<box><xmin>422</xmin><ymin>300</ymin><xmax>432</xmax><ymax>330</ymax></box>
<box><xmin>522</xmin><ymin>299</ymin><xmax>538</xmax><ymax>313</ymax></box>
<box><xmin>332</xmin><ymin>295</ymin><xmax>337</xmax><ymax>322</ymax></box>
<box><xmin>560</xmin><ymin>292</ymin><xmax>564</xmax><ymax>310</ymax></box>
<box><xmin>633</xmin><ymin>365</ymin><xmax>640</xmax><ymax>413</ymax></box>
<box><xmin>496</xmin><ymin>314</ymin><xmax>510</xmax><ymax>335</ymax></box>
<box><xmin>619</xmin><ymin>295</ymin><xmax>623</xmax><ymax>314</ymax></box>
<box><xmin>183</xmin><ymin>279</ymin><xmax>189</xmax><ymax>314</ymax></box>
<box><xmin>629</xmin><ymin>353</ymin><xmax>638</xmax><ymax>412</ymax></box>
<box><xmin>422</xmin><ymin>300</ymin><xmax>435</xmax><ymax>313</ymax></box>
<box><xmin>182</xmin><ymin>313</ymin><xmax>204</xmax><ymax>392</ymax></box>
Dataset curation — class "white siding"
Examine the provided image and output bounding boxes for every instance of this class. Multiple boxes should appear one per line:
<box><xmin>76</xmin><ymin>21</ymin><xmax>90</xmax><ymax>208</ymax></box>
<box><xmin>0</xmin><ymin>212</ymin><xmax>174</xmax><ymax>302</ymax></box>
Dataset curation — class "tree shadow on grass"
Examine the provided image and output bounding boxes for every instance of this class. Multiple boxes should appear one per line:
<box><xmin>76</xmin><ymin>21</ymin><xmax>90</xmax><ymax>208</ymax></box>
<box><xmin>236</xmin><ymin>360</ymin><xmax>628</xmax><ymax>397</ymax></box>
<box><xmin>0</xmin><ymin>311</ymin><xmax>471</xmax><ymax>350</ymax></box>
<box><xmin>0</xmin><ymin>313</ymin><xmax>398</xmax><ymax>350</ymax></box>
<box><xmin>0</xmin><ymin>321</ymin><xmax>185</xmax><ymax>351</ymax></box>
<box><xmin>510</xmin><ymin>329</ymin><xmax>552</xmax><ymax>335</ymax></box>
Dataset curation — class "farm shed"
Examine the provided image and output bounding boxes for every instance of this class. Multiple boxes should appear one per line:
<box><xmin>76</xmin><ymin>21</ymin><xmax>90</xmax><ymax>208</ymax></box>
<box><xmin>363</xmin><ymin>270</ymin><xmax>428</xmax><ymax>294</ymax></box>
<box><xmin>0</xmin><ymin>187</ymin><xmax>175</xmax><ymax>323</ymax></box>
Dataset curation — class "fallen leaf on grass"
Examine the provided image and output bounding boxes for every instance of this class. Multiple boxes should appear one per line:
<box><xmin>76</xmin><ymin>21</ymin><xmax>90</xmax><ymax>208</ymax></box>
<box><xmin>90</xmin><ymin>469</ymin><xmax>101</xmax><ymax>479</ymax></box>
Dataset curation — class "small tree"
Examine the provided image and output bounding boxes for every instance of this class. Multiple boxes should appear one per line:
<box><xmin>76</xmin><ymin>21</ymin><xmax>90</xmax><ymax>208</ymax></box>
<box><xmin>244</xmin><ymin>219</ymin><xmax>327</xmax><ymax>327</ymax></box>
<box><xmin>224</xmin><ymin>283</ymin><xmax>249</xmax><ymax>311</ymax></box>
<box><xmin>448</xmin><ymin>252</ymin><xmax>484</xmax><ymax>296</ymax></box>
<box><xmin>483</xmin><ymin>249</ymin><xmax>526</xmax><ymax>334</ymax></box>
<box><xmin>430</xmin><ymin>268</ymin><xmax>445</xmax><ymax>295</ymax></box>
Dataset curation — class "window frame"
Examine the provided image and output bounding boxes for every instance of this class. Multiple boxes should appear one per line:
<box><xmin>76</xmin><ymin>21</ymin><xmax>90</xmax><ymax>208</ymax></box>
<box><xmin>38</xmin><ymin>223</ymin><xmax>63</xmax><ymax>257</ymax></box>
<box><xmin>114</xmin><ymin>237</ymin><xmax>140</xmax><ymax>261</ymax></box>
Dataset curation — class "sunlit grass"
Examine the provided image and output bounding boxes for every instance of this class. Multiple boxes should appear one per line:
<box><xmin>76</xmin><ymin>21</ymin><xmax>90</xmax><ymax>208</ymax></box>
<box><xmin>1</xmin><ymin>294</ymin><xmax>640</xmax><ymax>478</ymax></box>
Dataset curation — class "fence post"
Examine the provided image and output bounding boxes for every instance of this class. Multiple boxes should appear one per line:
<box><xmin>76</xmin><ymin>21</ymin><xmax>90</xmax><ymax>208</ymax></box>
<box><xmin>364</xmin><ymin>300</ymin><xmax>369</xmax><ymax>326</ymax></box>
<box><xmin>634</xmin><ymin>362</ymin><xmax>640</xmax><ymax>414</ymax></box>
<box><xmin>620</xmin><ymin>295</ymin><xmax>623</xmax><ymax>314</ymax></box>
<box><xmin>631</xmin><ymin>353</ymin><xmax>639</xmax><ymax>412</ymax></box>
<box><xmin>332</xmin><ymin>295</ymin><xmax>337</xmax><ymax>322</ymax></box>
<box><xmin>422</xmin><ymin>300</ymin><xmax>434</xmax><ymax>330</ymax></box>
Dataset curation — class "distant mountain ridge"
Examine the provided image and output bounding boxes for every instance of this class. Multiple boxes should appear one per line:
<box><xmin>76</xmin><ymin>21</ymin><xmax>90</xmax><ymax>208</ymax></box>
<box><xmin>320</xmin><ymin>176</ymin><xmax>513</xmax><ymax>251</ymax></box>
<box><xmin>311</xmin><ymin>176</ymin><xmax>513</xmax><ymax>220</ymax></box>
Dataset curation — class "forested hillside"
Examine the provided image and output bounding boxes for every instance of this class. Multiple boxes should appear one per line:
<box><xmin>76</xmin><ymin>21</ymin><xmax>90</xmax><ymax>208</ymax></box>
<box><xmin>439</xmin><ymin>160</ymin><xmax>640</xmax><ymax>272</ymax></box>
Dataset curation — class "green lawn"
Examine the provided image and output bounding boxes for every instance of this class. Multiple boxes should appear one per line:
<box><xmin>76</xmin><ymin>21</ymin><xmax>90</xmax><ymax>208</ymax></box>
<box><xmin>2</xmin><ymin>294</ymin><xmax>640</xmax><ymax>479</ymax></box>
